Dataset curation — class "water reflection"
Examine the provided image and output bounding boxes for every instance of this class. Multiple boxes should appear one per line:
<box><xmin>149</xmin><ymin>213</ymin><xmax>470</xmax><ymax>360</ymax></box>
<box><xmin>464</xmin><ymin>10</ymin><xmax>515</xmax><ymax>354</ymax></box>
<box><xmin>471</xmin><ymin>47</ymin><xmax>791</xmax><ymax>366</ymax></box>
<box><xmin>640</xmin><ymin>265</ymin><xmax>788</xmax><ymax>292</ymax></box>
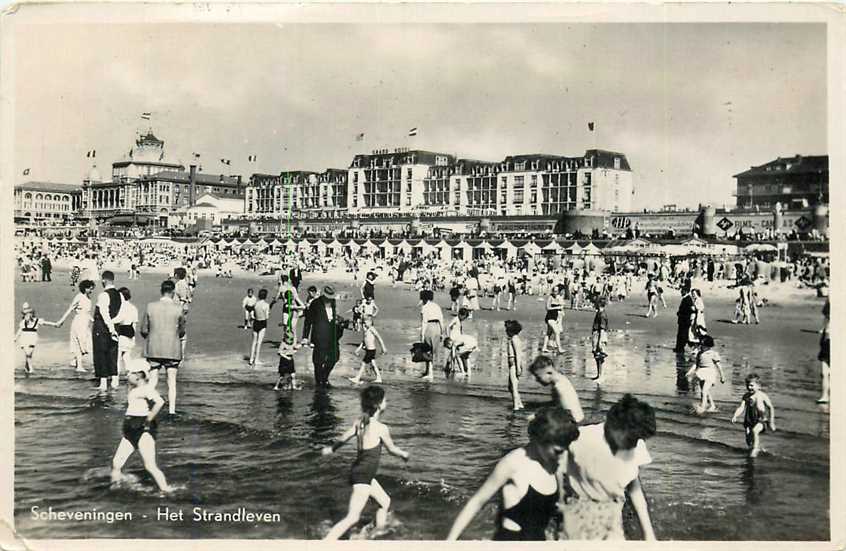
<box><xmin>307</xmin><ymin>389</ymin><xmax>341</xmax><ymax>442</ymax></box>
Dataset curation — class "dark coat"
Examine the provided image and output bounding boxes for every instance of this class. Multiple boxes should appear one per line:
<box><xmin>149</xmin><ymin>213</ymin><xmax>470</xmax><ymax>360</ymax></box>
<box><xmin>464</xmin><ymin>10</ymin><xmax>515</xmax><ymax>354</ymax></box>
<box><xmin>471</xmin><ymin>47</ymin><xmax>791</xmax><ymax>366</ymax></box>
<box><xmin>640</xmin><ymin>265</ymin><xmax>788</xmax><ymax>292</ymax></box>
<box><xmin>307</xmin><ymin>297</ymin><xmax>344</xmax><ymax>351</ymax></box>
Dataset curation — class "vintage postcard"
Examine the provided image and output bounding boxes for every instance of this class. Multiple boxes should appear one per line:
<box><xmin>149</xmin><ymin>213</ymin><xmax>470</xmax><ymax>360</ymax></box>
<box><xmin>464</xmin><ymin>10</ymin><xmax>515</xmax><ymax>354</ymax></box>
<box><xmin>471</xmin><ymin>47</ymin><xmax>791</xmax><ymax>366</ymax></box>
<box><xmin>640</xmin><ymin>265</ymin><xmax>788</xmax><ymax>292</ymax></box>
<box><xmin>1</xmin><ymin>2</ymin><xmax>843</xmax><ymax>549</ymax></box>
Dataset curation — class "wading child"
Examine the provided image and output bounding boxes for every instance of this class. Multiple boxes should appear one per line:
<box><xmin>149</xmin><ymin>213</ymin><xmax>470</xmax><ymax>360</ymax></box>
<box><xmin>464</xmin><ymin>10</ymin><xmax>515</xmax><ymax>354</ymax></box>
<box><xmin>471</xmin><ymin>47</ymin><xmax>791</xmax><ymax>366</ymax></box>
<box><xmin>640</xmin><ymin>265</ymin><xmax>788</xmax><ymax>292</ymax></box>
<box><xmin>528</xmin><ymin>355</ymin><xmax>585</xmax><ymax>423</ymax></box>
<box><xmin>110</xmin><ymin>358</ymin><xmax>173</xmax><ymax>493</ymax></box>
<box><xmin>248</xmin><ymin>289</ymin><xmax>271</xmax><ymax>367</ymax></box>
<box><xmin>505</xmin><ymin>320</ymin><xmax>525</xmax><ymax>411</ymax></box>
<box><xmin>361</xmin><ymin>296</ymin><xmax>380</xmax><ymax>321</ymax></box>
<box><xmin>349</xmin><ymin>317</ymin><xmax>386</xmax><ymax>385</ymax></box>
<box><xmin>322</xmin><ymin>386</ymin><xmax>410</xmax><ymax>540</ymax></box>
<box><xmin>591</xmin><ymin>298</ymin><xmax>609</xmax><ymax>381</ymax></box>
<box><xmin>688</xmin><ymin>335</ymin><xmax>725</xmax><ymax>413</ymax></box>
<box><xmin>15</xmin><ymin>302</ymin><xmax>61</xmax><ymax>374</ymax></box>
<box><xmin>242</xmin><ymin>288</ymin><xmax>257</xmax><ymax>331</ymax></box>
<box><xmin>731</xmin><ymin>373</ymin><xmax>776</xmax><ymax>457</ymax></box>
<box><xmin>274</xmin><ymin>333</ymin><xmax>301</xmax><ymax>390</ymax></box>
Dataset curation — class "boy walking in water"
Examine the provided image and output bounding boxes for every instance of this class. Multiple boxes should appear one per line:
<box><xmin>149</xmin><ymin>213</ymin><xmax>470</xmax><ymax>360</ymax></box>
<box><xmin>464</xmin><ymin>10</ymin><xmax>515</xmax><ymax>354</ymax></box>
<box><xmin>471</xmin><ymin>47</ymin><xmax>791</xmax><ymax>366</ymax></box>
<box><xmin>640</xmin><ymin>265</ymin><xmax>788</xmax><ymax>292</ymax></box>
<box><xmin>591</xmin><ymin>297</ymin><xmax>609</xmax><ymax>381</ymax></box>
<box><xmin>349</xmin><ymin>317</ymin><xmax>386</xmax><ymax>384</ymax></box>
<box><xmin>731</xmin><ymin>373</ymin><xmax>776</xmax><ymax>457</ymax></box>
<box><xmin>528</xmin><ymin>355</ymin><xmax>585</xmax><ymax>423</ymax></box>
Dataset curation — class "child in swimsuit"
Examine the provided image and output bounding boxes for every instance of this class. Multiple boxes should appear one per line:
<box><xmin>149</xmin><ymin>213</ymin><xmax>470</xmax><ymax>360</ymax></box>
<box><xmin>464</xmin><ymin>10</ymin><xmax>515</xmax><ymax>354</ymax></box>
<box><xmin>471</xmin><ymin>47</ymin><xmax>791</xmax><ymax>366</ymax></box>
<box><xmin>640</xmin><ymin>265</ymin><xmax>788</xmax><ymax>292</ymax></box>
<box><xmin>274</xmin><ymin>333</ymin><xmax>301</xmax><ymax>390</ymax></box>
<box><xmin>110</xmin><ymin>358</ymin><xmax>174</xmax><ymax>492</ymax></box>
<box><xmin>529</xmin><ymin>355</ymin><xmax>585</xmax><ymax>423</ymax></box>
<box><xmin>731</xmin><ymin>373</ymin><xmax>776</xmax><ymax>457</ymax></box>
<box><xmin>349</xmin><ymin>317</ymin><xmax>386</xmax><ymax>385</ymax></box>
<box><xmin>15</xmin><ymin>302</ymin><xmax>60</xmax><ymax>374</ymax></box>
<box><xmin>505</xmin><ymin>320</ymin><xmax>525</xmax><ymax>411</ymax></box>
<box><xmin>322</xmin><ymin>386</ymin><xmax>410</xmax><ymax>540</ymax></box>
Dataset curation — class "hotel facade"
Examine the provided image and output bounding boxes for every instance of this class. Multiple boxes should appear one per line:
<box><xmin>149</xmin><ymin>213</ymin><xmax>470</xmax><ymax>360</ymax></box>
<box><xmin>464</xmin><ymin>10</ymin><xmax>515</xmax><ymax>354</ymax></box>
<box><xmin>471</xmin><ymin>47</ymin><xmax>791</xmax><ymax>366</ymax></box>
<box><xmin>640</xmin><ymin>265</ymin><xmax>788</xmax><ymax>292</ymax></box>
<box><xmin>245</xmin><ymin>148</ymin><xmax>633</xmax><ymax>219</ymax></box>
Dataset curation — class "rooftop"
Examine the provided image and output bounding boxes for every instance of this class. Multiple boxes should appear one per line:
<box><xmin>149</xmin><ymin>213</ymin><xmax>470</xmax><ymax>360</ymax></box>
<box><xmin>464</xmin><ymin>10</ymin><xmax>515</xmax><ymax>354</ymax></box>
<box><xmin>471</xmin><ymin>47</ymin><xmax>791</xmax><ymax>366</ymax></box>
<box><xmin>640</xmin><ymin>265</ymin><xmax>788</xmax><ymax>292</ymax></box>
<box><xmin>143</xmin><ymin>170</ymin><xmax>242</xmax><ymax>187</ymax></box>
<box><xmin>734</xmin><ymin>155</ymin><xmax>828</xmax><ymax>178</ymax></box>
<box><xmin>15</xmin><ymin>181</ymin><xmax>81</xmax><ymax>194</ymax></box>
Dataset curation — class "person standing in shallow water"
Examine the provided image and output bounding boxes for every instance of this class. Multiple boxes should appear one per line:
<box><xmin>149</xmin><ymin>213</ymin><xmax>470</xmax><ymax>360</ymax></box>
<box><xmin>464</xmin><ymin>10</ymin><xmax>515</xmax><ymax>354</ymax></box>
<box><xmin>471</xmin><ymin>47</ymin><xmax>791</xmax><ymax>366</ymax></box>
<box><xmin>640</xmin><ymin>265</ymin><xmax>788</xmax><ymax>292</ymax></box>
<box><xmin>322</xmin><ymin>385</ymin><xmax>410</xmax><ymax>540</ymax></box>
<box><xmin>92</xmin><ymin>271</ymin><xmax>122</xmax><ymax>391</ymax></box>
<box><xmin>560</xmin><ymin>394</ymin><xmax>657</xmax><ymax>541</ymax></box>
<box><xmin>447</xmin><ymin>406</ymin><xmax>580</xmax><ymax>541</ymax></box>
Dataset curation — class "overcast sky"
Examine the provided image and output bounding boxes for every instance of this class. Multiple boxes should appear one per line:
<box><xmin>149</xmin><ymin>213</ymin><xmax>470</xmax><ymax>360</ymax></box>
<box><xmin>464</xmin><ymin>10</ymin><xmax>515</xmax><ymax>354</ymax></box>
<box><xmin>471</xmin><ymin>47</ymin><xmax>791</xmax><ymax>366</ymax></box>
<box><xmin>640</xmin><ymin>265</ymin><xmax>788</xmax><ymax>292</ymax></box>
<box><xmin>13</xmin><ymin>22</ymin><xmax>826</xmax><ymax>209</ymax></box>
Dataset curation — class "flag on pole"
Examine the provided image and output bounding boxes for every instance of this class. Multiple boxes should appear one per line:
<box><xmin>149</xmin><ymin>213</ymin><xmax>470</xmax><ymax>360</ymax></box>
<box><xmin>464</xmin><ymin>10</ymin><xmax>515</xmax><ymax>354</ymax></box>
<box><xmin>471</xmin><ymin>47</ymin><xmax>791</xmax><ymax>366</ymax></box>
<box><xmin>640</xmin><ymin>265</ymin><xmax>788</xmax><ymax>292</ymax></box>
<box><xmin>23</xmin><ymin>168</ymin><xmax>30</xmax><ymax>176</ymax></box>
<box><xmin>141</xmin><ymin>112</ymin><xmax>151</xmax><ymax>120</ymax></box>
<box><xmin>408</xmin><ymin>127</ymin><xmax>418</xmax><ymax>137</ymax></box>
<box><xmin>588</xmin><ymin>122</ymin><xmax>595</xmax><ymax>132</ymax></box>
<box><xmin>193</xmin><ymin>152</ymin><xmax>201</xmax><ymax>160</ymax></box>
<box><xmin>86</xmin><ymin>150</ymin><xmax>96</xmax><ymax>158</ymax></box>
<box><xmin>248</xmin><ymin>155</ymin><xmax>257</xmax><ymax>162</ymax></box>
<box><xmin>220</xmin><ymin>159</ymin><xmax>231</xmax><ymax>166</ymax></box>
<box><xmin>355</xmin><ymin>132</ymin><xmax>365</xmax><ymax>142</ymax></box>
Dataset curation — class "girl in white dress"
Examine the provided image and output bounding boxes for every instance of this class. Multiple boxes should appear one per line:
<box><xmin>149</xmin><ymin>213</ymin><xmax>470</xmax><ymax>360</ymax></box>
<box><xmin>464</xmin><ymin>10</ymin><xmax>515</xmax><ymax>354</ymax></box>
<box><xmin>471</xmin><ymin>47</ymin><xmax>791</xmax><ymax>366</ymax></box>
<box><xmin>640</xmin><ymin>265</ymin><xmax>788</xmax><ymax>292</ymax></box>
<box><xmin>56</xmin><ymin>280</ymin><xmax>96</xmax><ymax>372</ymax></box>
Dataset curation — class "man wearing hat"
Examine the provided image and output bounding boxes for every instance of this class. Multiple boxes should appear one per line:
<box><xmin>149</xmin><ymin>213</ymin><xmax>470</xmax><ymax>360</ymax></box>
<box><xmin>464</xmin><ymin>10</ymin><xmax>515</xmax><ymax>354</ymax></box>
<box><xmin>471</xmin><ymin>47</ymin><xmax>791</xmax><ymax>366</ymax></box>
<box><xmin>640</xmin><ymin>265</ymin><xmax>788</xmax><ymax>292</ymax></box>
<box><xmin>306</xmin><ymin>285</ymin><xmax>345</xmax><ymax>387</ymax></box>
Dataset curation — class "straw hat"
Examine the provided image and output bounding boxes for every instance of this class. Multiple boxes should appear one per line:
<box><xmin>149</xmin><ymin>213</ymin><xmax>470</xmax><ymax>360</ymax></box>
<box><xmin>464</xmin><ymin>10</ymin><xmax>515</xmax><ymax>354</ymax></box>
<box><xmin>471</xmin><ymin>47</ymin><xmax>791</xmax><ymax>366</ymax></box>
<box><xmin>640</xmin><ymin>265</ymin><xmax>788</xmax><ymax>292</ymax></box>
<box><xmin>20</xmin><ymin>302</ymin><xmax>33</xmax><ymax>314</ymax></box>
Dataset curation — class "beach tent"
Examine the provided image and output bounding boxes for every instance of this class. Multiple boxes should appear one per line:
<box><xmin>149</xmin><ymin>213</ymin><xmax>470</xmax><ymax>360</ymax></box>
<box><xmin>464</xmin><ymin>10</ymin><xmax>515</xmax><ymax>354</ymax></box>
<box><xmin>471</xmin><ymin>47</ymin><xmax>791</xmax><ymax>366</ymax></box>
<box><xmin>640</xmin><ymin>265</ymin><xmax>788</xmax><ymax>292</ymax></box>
<box><xmin>453</xmin><ymin>240</ymin><xmax>473</xmax><ymax>261</ymax></box>
<box><xmin>581</xmin><ymin>243</ymin><xmax>602</xmax><ymax>255</ymax></box>
<box><xmin>567</xmin><ymin>242</ymin><xmax>583</xmax><ymax>254</ymax></box>
<box><xmin>473</xmin><ymin>241</ymin><xmax>494</xmax><ymax>259</ymax></box>
<box><xmin>285</xmin><ymin>239</ymin><xmax>297</xmax><ymax>251</ymax></box>
<box><xmin>256</xmin><ymin>238</ymin><xmax>268</xmax><ymax>248</ymax></box>
<box><xmin>496</xmin><ymin>239</ymin><xmax>518</xmax><ymax>260</ymax></box>
<box><xmin>328</xmin><ymin>240</ymin><xmax>344</xmax><ymax>256</ymax></box>
<box><xmin>396</xmin><ymin>240</ymin><xmax>413</xmax><ymax>255</ymax></box>
<box><xmin>379</xmin><ymin>239</ymin><xmax>395</xmax><ymax>258</ymax></box>
<box><xmin>519</xmin><ymin>241</ymin><xmax>542</xmax><ymax>256</ymax></box>
<box><xmin>745</xmin><ymin>243</ymin><xmax>778</xmax><ymax>253</ymax></box>
<box><xmin>413</xmin><ymin>239</ymin><xmax>436</xmax><ymax>257</ymax></box>
<box><xmin>344</xmin><ymin>240</ymin><xmax>361</xmax><ymax>256</ymax></box>
<box><xmin>297</xmin><ymin>240</ymin><xmax>311</xmax><ymax>252</ymax></box>
<box><xmin>361</xmin><ymin>240</ymin><xmax>379</xmax><ymax>254</ymax></box>
<box><xmin>542</xmin><ymin>240</ymin><xmax>563</xmax><ymax>252</ymax></box>
<box><xmin>434</xmin><ymin>240</ymin><xmax>452</xmax><ymax>259</ymax></box>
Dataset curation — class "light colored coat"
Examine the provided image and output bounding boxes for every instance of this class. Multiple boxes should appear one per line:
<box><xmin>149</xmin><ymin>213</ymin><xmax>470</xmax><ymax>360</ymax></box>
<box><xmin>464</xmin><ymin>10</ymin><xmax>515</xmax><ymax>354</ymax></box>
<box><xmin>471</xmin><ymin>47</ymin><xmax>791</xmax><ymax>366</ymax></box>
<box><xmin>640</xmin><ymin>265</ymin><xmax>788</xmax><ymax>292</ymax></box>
<box><xmin>140</xmin><ymin>297</ymin><xmax>186</xmax><ymax>360</ymax></box>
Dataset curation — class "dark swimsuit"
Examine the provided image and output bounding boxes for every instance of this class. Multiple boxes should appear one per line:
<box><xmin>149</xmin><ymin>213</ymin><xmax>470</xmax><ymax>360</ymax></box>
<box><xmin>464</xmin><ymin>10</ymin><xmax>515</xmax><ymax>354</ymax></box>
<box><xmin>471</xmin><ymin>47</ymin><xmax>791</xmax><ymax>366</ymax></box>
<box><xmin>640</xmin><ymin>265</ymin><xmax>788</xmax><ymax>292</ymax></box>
<box><xmin>349</xmin><ymin>432</ymin><xmax>382</xmax><ymax>486</ymax></box>
<box><xmin>493</xmin><ymin>484</ymin><xmax>559</xmax><ymax>541</ymax></box>
<box><xmin>122</xmin><ymin>416</ymin><xmax>158</xmax><ymax>449</ymax></box>
<box><xmin>743</xmin><ymin>391</ymin><xmax>766</xmax><ymax>432</ymax></box>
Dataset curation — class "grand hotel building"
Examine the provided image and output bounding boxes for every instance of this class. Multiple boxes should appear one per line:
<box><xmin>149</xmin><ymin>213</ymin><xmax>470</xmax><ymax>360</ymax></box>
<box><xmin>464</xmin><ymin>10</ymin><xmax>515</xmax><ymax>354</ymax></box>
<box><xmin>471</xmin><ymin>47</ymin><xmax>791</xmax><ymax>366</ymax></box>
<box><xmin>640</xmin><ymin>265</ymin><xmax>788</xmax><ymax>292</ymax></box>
<box><xmin>246</xmin><ymin>148</ymin><xmax>633</xmax><ymax>219</ymax></box>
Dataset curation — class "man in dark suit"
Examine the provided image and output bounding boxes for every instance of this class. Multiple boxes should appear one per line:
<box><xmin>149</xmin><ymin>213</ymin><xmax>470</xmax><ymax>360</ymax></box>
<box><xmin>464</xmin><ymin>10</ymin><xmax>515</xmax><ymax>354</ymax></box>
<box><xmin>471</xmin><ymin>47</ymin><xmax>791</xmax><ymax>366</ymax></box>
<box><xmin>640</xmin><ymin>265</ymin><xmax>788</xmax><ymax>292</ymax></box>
<box><xmin>41</xmin><ymin>255</ymin><xmax>52</xmax><ymax>282</ymax></box>
<box><xmin>307</xmin><ymin>286</ymin><xmax>345</xmax><ymax>387</ymax></box>
<box><xmin>141</xmin><ymin>279</ymin><xmax>186</xmax><ymax>415</ymax></box>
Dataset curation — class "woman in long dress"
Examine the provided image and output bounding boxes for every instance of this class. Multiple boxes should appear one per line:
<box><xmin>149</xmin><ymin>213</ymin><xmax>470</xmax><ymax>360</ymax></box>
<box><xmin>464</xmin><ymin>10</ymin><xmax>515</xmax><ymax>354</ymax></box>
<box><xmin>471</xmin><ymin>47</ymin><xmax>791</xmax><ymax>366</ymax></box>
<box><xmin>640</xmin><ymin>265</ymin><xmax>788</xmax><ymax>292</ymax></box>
<box><xmin>688</xmin><ymin>288</ymin><xmax>707</xmax><ymax>345</ymax></box>
<box><xmin>56</xmin><ymin>280</ymin><xmax>96</xmax><ymax>372</ymax></box>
